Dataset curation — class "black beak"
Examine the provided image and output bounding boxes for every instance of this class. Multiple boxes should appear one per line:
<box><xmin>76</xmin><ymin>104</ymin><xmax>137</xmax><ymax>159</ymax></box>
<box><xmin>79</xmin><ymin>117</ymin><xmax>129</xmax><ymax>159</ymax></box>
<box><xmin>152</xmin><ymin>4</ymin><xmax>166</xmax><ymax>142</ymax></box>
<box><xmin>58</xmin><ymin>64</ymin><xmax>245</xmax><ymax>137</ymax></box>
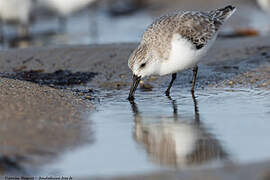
<box><xmin>128</xmin><ymin>74</ymin><xmax>141</xmax><ymax>101</ymax></box>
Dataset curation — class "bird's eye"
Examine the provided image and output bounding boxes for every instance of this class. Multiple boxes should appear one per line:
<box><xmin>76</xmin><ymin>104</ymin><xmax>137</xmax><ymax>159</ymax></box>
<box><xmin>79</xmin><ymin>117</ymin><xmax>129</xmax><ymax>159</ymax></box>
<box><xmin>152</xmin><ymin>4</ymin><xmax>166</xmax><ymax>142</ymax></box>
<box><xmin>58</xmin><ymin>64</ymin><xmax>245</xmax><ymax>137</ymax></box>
<box><xmin>140</xmin><ymin>63</ymin><xmax>146</xmax><ymax>68</ymax></box>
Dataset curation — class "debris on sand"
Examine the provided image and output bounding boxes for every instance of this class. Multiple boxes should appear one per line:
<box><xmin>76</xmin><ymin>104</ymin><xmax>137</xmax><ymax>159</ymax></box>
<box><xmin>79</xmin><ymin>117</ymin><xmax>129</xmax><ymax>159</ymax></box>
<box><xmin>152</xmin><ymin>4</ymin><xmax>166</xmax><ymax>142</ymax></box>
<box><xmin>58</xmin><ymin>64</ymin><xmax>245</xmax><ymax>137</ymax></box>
<box><xmin>139</xmin><ymin>81</ymin><xmax>153</xmax><ymax>91</ymax></box>
<box><xmin>0</xmin><ymin>69</ymin><xmax>98</xmax><ymax>88</ymax></box>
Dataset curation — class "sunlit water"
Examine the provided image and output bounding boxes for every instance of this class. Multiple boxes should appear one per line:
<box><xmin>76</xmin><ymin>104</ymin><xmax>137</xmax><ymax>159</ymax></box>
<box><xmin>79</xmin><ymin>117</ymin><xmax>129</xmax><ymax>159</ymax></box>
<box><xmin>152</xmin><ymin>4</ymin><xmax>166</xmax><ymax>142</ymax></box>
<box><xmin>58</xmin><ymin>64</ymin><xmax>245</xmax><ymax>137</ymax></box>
<box><xmin>39</xmin><ymin>87</ymin><xmax>270</xmax><ymax>177</ymax></box>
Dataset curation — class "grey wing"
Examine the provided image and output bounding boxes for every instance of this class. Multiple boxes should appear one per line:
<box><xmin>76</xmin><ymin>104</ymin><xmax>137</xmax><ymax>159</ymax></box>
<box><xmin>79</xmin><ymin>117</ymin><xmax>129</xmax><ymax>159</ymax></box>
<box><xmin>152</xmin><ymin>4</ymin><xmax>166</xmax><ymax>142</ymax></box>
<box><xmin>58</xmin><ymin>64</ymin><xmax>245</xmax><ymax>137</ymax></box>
<box><xmin>176</xmin><ymin>12</ymin><xmax>218</xmax><ymax>49</ymax></box>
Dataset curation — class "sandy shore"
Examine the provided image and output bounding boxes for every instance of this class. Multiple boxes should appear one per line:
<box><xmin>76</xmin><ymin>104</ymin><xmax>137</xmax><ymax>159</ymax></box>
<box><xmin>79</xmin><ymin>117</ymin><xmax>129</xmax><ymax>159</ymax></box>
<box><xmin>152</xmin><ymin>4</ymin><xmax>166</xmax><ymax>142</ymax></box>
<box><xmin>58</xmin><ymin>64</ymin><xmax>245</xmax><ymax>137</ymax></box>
<box><xmin>0</xmin><ymin>78</ymin><xmax>93</xmax><ymax>174</ymax></box>
<box><xmin>0</xmin><ymin>34</ymin><xmax>270</xmax><ymax>176</ymax></box>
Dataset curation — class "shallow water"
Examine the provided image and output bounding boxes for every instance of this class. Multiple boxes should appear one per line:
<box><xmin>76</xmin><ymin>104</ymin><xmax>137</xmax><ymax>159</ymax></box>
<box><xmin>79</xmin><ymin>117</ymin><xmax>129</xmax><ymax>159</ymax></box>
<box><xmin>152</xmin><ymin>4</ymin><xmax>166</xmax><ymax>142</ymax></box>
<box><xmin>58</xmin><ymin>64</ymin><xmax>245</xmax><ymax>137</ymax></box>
<box><xmin>39</xmin><ymin>87</ymin><xmax>270</xmax><ymax>177</ymax></box>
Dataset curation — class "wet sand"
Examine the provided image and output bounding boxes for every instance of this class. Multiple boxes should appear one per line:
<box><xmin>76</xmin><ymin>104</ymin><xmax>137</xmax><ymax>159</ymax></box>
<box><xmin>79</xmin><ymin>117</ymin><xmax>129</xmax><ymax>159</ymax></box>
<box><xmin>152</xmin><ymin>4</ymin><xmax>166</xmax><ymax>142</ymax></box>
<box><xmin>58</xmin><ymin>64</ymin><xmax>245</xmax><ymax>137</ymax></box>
<box><xmin>1</xmin><ymin>34</ymin><xmax>270</xmax><ymax>176</ymax></box>
<box><xmin>1</xmin><ymin>35</ymin><xmax>270</xmax><ymax>90</ymax></box>
<box><xmin>0</xmin><ymin>78</ymin><xmax>93</xmax><ymax>174</ymax></box>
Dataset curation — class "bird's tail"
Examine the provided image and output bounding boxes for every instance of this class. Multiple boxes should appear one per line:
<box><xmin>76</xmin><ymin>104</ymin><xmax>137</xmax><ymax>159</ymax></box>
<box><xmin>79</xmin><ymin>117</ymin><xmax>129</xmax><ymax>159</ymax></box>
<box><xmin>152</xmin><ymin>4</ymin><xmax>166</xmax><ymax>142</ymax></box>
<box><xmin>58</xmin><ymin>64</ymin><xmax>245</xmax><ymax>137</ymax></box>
<box><xmin>210</xmin><ymin>5</ymin><xmax>236</xmax><ymax>22</ymax></box>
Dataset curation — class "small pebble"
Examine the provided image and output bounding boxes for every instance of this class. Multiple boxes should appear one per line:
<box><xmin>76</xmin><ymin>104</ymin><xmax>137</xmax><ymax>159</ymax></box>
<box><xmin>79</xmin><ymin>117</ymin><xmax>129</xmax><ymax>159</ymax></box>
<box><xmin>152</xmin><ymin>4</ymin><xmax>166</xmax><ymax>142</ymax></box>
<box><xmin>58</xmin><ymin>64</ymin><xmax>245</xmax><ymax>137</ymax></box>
<box><xmin>228</xmin><ymin>81</ymin><xmax>234</xmax><ymax>86</ymax></box>
<box><xmin>261</xmin><ymin>83</ymin><xmax>267</xmax><ymax>87</ymax></box>
<box><xmin>85</xmin><ymin>96</ymin><xmax>92</xmax><ymax>100</ymax></box>
<box><xmin>120</xmin><ymin>74</ymin><xmax>125</xmax><ymax>79</ymax></box>
<box><xmin>139</xmin><ymin>81</ymin><xmax>153</xmax><ymax>91</ymax></box>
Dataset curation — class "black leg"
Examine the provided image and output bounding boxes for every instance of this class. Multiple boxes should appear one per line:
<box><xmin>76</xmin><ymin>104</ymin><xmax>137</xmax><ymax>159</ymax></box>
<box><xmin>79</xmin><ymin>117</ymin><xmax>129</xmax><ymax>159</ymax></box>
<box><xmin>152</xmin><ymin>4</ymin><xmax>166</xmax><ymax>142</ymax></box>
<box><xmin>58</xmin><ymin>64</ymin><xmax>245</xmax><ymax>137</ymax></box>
<box><xmin>191</xmin><ymin>65</ymin><xmax>198</xmax><ymax>92</ymax></box>
<box><xmin>165</xmin><ymin>73</ymin><xmax>177</xmax><ymax>96</ymax></box>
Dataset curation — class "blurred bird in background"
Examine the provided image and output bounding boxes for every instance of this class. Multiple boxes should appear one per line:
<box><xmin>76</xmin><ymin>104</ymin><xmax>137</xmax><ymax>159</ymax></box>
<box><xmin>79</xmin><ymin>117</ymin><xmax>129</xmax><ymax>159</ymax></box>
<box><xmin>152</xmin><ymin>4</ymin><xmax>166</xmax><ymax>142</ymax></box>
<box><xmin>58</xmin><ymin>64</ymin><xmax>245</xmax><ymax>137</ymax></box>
<box><xmin>1</xmin><ymin>0</ymin><xmax>268</xmax><ymax>49</ymax></box>
<box><xmin>0</xmin><ymin>0</ymin><xmax>99</xmax><ymax>48</ymax></box>
<box><xmin>36</xmin><ymin>0</ymin><xmax>97</xmax><ymax>32</ymax></box>
<box><xmin>0</xmin><ymin>0</ymin><xmax>34</xmax><ymax>42</ymax></box>
<box><xmin>257</xmin><ymin>0</ymin><xmax>270</xmax><ymax>13</ymax></box>
<box><xmin>255</xmin><ymin>0</ymin><xmax>270</xmax><ymax>34</ymax></box>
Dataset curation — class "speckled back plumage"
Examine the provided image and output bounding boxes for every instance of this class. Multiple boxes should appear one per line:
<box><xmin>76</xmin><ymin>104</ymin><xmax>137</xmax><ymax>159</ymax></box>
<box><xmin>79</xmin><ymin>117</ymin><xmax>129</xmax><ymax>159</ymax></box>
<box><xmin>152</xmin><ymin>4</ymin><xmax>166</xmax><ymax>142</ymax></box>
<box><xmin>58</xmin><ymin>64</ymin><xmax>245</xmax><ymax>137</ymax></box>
<box><xmin>141</xmin><ymin>6</ymin><xmax>235</xmax><ymax>60</ymax></box>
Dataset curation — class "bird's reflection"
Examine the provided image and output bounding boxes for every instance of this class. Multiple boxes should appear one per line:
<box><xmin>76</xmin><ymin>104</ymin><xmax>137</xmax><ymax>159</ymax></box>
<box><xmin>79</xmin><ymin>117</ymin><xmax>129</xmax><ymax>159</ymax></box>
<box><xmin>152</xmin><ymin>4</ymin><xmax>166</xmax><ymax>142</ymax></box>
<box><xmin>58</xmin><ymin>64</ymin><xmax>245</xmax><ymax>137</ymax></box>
<box><xmin>130</xmin><ymin>93</ymin><xmax>228</xmax><ymax>168</ymax></box>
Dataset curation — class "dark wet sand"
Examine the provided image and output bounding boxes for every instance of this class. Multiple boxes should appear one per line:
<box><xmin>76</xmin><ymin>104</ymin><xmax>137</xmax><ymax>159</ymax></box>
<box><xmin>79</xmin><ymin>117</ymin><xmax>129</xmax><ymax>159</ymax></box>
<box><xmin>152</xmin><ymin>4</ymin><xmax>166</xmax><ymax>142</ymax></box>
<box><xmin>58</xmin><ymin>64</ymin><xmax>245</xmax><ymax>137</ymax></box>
<box><xmin>1</xmin><ymin>34</ymin><xmax>270</xmax><ymax>176</ymax></box>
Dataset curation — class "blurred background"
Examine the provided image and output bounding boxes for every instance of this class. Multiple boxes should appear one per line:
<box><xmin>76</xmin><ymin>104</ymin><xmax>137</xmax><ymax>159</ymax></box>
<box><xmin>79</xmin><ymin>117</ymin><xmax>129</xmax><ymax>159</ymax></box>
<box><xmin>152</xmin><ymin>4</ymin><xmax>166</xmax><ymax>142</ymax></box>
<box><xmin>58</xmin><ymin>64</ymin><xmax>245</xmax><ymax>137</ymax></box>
<box><xmin>0</xmin><ymin>0</ymin><xmax>269</xmax><ymax>49</ymax></box>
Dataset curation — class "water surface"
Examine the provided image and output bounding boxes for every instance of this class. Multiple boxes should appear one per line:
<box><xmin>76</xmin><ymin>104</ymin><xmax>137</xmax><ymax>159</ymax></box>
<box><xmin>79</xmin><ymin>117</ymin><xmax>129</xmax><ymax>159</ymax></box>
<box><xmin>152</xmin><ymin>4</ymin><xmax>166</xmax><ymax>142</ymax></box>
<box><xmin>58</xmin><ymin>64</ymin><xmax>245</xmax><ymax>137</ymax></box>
<box><xmin>40</xmin><ymin>88</ymin><xmax>270</xmax><ymax>177</ymax></box>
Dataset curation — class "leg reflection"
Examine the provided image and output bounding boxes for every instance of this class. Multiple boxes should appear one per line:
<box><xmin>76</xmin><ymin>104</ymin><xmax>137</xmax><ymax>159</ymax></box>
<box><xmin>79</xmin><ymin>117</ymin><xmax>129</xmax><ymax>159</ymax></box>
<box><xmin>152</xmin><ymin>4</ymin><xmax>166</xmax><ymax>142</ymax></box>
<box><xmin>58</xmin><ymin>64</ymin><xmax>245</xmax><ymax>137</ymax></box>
<box><xmin>166</xmin><ymin>94</ymin><xmax>178</xmax><ymax>120</ymax></box>
<box><xmin>191</xmin><ymin>91</ymin><xmax>200</xmax><ymax>124</ymax></box>
<box><xmin>130</xmin><ymin>93</ymin><xmax>229</xmax><ymax>168</ymax></box>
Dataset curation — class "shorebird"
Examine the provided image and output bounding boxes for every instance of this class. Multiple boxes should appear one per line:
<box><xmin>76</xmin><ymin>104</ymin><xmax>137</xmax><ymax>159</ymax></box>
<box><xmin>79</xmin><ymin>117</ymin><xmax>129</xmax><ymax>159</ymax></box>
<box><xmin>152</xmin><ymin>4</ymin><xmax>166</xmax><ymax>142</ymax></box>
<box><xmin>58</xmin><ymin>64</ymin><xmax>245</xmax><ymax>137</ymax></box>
<box><xmin>0</xmin><ymin>0</ymin><xmax>34</xmax><ymax>40</ymax></box>
<box><xmin>36</xmin><ymin>0</ymin><xmax>97</xmax><ymax>31</ymax></box>
<box><xmin>127</xmin><ymin>5</ymin><xmax>236</xmax><ymax>101</ymax></box>
<box><xmin>257</xmin><ymin>0</ymin><xmax>270</xmax><ymax>13</ymax></box>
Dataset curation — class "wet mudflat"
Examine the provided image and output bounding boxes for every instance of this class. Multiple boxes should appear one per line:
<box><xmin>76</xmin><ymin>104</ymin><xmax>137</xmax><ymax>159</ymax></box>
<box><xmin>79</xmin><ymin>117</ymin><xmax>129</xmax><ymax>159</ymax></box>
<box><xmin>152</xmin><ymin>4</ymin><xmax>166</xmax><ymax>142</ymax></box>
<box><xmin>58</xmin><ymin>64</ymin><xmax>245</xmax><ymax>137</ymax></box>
<box><xmin>1</xmin><ymin>35</ymin><xmax>270</xmax><ymax>177</ymax></box>
<box><xmin>36</xmin><ymin>87</ymin><xmax>270</xmax><ymax>177</ymax></box>
<box><xmin>1</xmin><ymin>0</ymin><xmax>270</xmax><ymax>178</ymax></box>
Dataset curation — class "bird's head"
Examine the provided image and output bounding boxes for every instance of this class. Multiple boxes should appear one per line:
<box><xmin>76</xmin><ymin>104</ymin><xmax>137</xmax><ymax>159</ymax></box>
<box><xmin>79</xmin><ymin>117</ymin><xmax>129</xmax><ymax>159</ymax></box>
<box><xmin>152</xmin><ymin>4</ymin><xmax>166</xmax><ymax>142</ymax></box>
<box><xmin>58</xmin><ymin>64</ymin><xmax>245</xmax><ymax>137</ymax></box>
<box><xmin>127</xmin><ymin>43</ymin><xmax>160</xmax><ymax>101</ymax></box>
<box><xmin>128</xmin><ymin>43</ymin><xmax>159</xmax><ymax>78</ymax></box>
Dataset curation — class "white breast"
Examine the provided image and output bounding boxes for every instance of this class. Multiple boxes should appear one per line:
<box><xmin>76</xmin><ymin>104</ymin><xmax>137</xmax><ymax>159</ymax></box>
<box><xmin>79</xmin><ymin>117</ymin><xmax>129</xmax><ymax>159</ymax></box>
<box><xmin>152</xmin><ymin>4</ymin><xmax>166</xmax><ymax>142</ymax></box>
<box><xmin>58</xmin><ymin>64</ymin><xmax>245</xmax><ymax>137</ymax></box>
<box><xmin>159</xmin><ymin>34</ymin><xmax>214</xmax><ymax>76</ymax></box>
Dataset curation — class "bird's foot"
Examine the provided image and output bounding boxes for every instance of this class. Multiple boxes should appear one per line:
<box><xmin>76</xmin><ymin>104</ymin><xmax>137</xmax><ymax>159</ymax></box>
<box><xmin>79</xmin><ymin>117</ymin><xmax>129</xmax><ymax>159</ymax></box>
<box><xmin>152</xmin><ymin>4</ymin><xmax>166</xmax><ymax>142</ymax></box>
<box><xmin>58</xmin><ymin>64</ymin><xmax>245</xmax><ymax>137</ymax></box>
<box><xmin>165</xmin><ymin>90</ymin><xmax>170</xmax><ymax>96</ymax></box>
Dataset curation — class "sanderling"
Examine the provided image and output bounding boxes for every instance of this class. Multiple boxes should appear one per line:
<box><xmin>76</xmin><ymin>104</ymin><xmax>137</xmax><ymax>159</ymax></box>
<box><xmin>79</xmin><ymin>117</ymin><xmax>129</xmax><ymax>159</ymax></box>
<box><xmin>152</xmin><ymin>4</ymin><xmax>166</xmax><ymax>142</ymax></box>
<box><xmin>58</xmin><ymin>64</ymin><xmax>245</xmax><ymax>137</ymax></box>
<box><xmin>257</xmin><ymin>0</ymin><xmax>270</xmax><ymax>13</ymax></box>
<box><xmin>128</xmin><ymin>5</ymin><xmax>236</xmax><ymax>101</ymax></box>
